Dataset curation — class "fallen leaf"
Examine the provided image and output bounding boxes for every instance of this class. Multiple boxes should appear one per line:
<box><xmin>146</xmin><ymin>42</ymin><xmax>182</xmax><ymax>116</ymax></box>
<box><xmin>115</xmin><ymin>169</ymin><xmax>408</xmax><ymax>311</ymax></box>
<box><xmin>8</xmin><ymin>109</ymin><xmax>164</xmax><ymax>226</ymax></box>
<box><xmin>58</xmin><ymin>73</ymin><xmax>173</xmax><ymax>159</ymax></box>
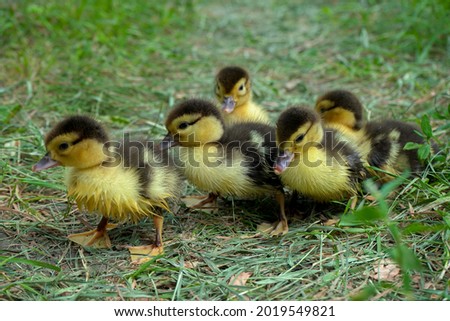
<box><xmin>370</xmin><ymin>259</ymin><xmax>400</xmax><ymax>282</ymax></box>
<box><xmin>364</xmin><ymin>195</ymin><xmax>376</xmax><ymax>202</ymax></box>
<box><xmin>409</xmin><ymin>202</ymin><xmax>415</xmax><ymax>215</ymax></box>
<box><xmin>4</xmin><ymin>140</ymin><xmax>21</xmax><ymax>158</ymax></box>
<box><xmin>323</xmin><ymin>218</ymin><xmax>339</xmax><ymax>226</ymax></box>
<box><xmin>312</xmin><ymin>287</ymin><xmax>329</xmax><ymax>299</ymax></box>
<box><xmin>229</xmin><ymin>272</ymin><xmax>252</xmax><ymax>287</ymax></box>
<box><xmin>184</xmin><ymin>261</ymin><xmax>200</xmax><ymax>269</ymax></box>
<box><xmin>284</xmin><ymin>79</ymin><xmax>302</xmax><ymax>91</ymax></box>
<box><xmin>175</xmin><ymin>91</ymin><xmax>187</xmax><ymax>99</ymax></box>
<box><xmin>350</xmin><ymin>196</ymin><xmax>358</xmax><ymax>210</ymax></box>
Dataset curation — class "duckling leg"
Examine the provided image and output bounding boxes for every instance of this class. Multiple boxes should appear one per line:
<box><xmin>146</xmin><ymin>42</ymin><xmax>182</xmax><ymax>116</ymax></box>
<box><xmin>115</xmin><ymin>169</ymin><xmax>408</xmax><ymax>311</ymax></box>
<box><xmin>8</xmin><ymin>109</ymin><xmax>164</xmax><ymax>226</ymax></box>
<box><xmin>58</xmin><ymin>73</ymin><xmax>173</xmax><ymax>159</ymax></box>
<box><xmin>68</xmin><ymin>216</ymin><xmax>117</xmax><ymax>249</ymax></box>
<box><xmin>287</xmin><ymin>190</ymin><xmax>302</xmax><ymax>216</ymax></box>
<box><xmin>128</xmin><ymin>215</ymin><xmax>164</xmax><ymax>264</ymax></box>
<box><xmin>257</xmin><ymin>191</ymin><xmax>289</xmax><ymax>236</ymax></box>
<box><xmin>191</xmin><ymin>192</ymin><xmax>218</xmax><ymax>209</ymax></box>
<box><xmin>271</xmin><ymin>191</ymin><xmax>289</xmax><ymax>235</ymax></box>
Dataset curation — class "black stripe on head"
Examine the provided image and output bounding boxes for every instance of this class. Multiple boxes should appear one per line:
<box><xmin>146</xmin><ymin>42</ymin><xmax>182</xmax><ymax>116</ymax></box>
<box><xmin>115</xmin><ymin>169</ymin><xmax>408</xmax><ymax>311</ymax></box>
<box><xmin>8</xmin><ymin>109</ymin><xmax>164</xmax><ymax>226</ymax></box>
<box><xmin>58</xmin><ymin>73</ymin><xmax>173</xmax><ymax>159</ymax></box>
<box><xmin>45</xmin><ymin>115</ymin><xmax>109</xmax><ymax>145</ymax></box>
<box><xmin>317</xmin><ymin>90</ymin><xmax>364</xmax><ymax>129</ymax></box>
<box><xmin>165</xmin><ymin>98</ymin><xmax>224</xmax><ymax>127</ymax></box>
<box><xmin>216</xmin><ymin>66</ymin><xmax>250</xmax><ymax>93</ymax></box>
<box><xmin>276</xmin><ymin>106</ymin><xmax>320</xmax><ymax>143</ymax></box>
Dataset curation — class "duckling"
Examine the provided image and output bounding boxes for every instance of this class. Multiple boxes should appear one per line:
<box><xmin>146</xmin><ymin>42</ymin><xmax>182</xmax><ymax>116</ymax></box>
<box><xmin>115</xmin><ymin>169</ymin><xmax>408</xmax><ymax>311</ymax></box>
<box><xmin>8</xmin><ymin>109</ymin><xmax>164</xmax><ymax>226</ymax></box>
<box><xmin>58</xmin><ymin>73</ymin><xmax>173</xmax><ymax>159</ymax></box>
<box><xmin>314</xmin><ymin>89</ymin><xmax>372</xmax><ymax>166</ymax></box>
<box><xmin>33</xmin><ymin>115</ymin><xmax>181</xmax><ymax>262</ymax></box>
<box><xmin>162</xmin><ymin>98</ymin><xmax>288</xmax><ymax>235</ymax></box>
<box><xmin>274</xmin><ymin>106</ymin><xmax>366</xmax><ymax>202</ymax></box>
<box><xmin>215</xmin><ymin>66</ymin><xmax>270</xmax><ymax>126</ymax></box>
<box><xmin>315</xmin><ymin>89</ymin><xmax>364</xmax><ymax>136</ymax></box>
<box><xmin>362</xmin><ymin>119</ymin><xmax>433</xmax><ymax>177</ymax></box>
<box><xmin>315</xmin><ymin>89</ymin><xmax>435</xmax><ymax>179</ymax></box>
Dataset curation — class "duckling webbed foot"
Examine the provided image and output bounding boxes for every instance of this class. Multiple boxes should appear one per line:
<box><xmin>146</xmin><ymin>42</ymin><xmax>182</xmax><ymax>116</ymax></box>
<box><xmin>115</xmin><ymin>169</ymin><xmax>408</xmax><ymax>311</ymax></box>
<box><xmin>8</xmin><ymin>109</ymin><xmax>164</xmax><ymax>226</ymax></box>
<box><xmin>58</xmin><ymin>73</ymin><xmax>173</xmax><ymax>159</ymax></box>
<box><xmin>68</xmin><ymin>217</ymin><xmax>117</xmax><ymax>249</ymax></box>
<box><xmin>257</xmin><ymin>219</ymin><xmax>288</xmax><ymax>236</ymax></box>
<box><xmin>128</xmin><ymin>215</ymin><xmax>164</xmax><ymax>264</ymax></box>
<box><xmin>128</xmin><ymin>245</ymin><xmax>163</xmax><ymax>264</ymax></box>
<box><xmin>190</xmin><ymin>192</ymin><xmax>219</xmax><ymax>209</ymax></box>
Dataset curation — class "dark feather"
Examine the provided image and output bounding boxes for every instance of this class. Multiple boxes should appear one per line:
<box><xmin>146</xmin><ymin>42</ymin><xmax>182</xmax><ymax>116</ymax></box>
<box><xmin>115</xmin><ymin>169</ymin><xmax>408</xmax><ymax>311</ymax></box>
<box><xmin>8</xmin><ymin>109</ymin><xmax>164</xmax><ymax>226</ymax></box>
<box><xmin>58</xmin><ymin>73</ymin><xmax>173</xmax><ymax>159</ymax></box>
<box><xmin>322</xmin><ymin>129</ymin><xmax>366</xmax><ymax>187</ymax></box>
<box><xmin>276</xmin><ymin>107</ymin><xmax>320</xmax><ymax>144</ymax></box>
<box><xmin>165</xmin><ymin>98</ymin><xmax>223</xmax><ymax>128</ymax></box>
<box><xmin>45</xmin><ymin>115</ymin><xmax>109</xmax><ymax>145</ymax></box>
<box><xmin>316</xmin><ymin>90</ymin><xmax>364</xmax><ymax>130</ymax></box>
<box><xmin>220</xmin><ymin>122</ymin><xmax>282</xmax><ymax>190</ymax></box>
<box><xmin>365</xmin><ymin>119</ymin><xmax>427</xmax><ymax>173</ymax></box>
<box><xmin>216</xmin><ymin>66</ymin><xmax>250</xmax><ymax>93</ymax></box>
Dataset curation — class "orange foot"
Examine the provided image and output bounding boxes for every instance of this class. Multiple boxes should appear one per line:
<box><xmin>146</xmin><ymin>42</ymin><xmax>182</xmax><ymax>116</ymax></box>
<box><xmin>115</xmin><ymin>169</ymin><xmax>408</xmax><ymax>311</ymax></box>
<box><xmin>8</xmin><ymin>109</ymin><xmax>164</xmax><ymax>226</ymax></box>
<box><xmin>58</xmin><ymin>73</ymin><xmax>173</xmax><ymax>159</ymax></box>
<box><xmin>128</xmin><ymin>245</ymin><xmax>164</xmax><ymax>264</ymax></box>
<box><xmin>67</xmin><ymin>223</ymin><xmax>118</xmax><ymax>249</ymax></box>
<box><xmin>257</xmin><ymin>220</ymin><xmax>288</xmax><ymax>236</ymax></box>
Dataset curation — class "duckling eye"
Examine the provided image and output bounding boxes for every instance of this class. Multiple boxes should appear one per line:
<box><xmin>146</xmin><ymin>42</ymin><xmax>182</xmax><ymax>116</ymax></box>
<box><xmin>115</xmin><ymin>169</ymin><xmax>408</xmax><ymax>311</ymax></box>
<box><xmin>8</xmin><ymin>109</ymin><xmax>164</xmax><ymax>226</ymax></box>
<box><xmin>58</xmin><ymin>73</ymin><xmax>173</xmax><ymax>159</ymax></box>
<box><xmin>295</xmin><ymin>134</ymin><xmax>305</xmax><ymax>143</ymax></box>
<box><xmin>238</xmin><ymin>84</ymin><xmax>245</xmax><ymax>91</ymax></box>
<box><xmin>178</xmin><ymin>122</ymin><xmax>189</xmax><ymax>130</ymax></box>
<box><xmin>58</xmin><ymin>142</ymin><xmax>70</xmax><ymax>151</ymax></box>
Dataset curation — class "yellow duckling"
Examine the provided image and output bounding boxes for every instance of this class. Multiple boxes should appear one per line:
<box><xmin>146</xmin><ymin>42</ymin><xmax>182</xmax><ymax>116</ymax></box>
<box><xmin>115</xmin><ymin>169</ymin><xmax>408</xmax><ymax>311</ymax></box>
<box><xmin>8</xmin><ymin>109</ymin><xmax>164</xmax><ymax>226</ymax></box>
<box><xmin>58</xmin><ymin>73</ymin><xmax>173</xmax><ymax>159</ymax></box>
<box><xmin>274</xmin><ymin>106</ymin><xmax>366</xmax><ymax>202</ymax></box>
<box><xmin>315</xmin><ymin>89</ymin><xmax>364</xmax><ymax>136</ymax></box>
<box><xmin>163</xmin><ymin>98</ymin><xmax>288</xmax><ymax>235</ymax></box>
<box><xmin>315</xmin><ymin>89</ymin><xmax>435</xmax><ymax>179</ymax></box>
<box><xmin>215</xmin><ymin>66</ymin><xmax>270</xmax><ymax>125</ymax></box>
<box><xmin>33</xmin><ymin>115</ymin><xmax>181</xmax><ymax>262</ymax></box>
<box><xmin>314</xmin><ymin>89</ymin><xmax>372</xmax><ymax>168</ymax></box>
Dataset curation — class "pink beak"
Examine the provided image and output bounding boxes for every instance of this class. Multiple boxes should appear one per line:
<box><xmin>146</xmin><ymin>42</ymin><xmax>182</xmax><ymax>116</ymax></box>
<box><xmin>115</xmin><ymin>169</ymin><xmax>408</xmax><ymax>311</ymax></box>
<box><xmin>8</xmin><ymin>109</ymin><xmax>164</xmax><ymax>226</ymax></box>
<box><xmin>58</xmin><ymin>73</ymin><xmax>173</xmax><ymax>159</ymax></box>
<box><xmin>274</xmin><ymin>151</ymin><xmax>294</xmax><ymax>175</ymax></box>
<box><xmin>32</xmin><ymin>153</ymin><xmax>60</xmax><ymax>172</ymax></box>
<box><xmin>221</xmin><ymin>96</ymin><xmax>236</xmax><ymax>113</ymax></box>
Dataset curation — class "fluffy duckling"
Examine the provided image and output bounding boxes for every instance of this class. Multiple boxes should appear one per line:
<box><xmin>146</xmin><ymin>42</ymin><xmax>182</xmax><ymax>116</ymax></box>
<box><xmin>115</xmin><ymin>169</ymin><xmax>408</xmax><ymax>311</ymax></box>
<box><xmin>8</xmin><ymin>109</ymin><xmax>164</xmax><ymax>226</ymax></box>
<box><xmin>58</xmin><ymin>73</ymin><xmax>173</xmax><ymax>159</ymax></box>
<box><xmin>315</xmin><ymin>89</ymin><xmax>364</xmax><ymax>136</ymax></box>
<box><xmin>315</xmin><ymin>89</ymin><xmax>371</xmax><ymax>167</ymax></box>
<box><xmin>274</xmin><ymin>106</ymin><xmax>366</xmax><ymax>202</ymax></box>
<box><xmin>33</xmin><ymin>115</ymin><xmax>180</xmax><ymax>261</ymax></box>
<box><xmin>363</xmin><ymin>119</ymin><xmax>432</xmax><ymax>177</ymax></box>
<box><xmin>163</xmin><ymin>98</ymin><xmax>288</xmax><ymax>235</ymax></box>
<box><xmin>215</xmin><ymin>66</ymin><xmax>270</xmax><ymax>125</ymax></box>
<box><xmin>315</xmin><ymin>90</ymin><xmax>434</xmax><ymax>179</ymax></box>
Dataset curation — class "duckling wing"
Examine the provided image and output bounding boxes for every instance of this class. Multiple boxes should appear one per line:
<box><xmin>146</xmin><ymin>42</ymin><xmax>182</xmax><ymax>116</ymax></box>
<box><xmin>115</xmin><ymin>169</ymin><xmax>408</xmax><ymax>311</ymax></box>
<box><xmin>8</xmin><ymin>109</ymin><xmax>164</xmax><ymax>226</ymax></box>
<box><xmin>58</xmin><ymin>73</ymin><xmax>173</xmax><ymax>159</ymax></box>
<box><xmin>323</xmin><ymin>129</ymin><xmax>367</xmax><ymax>183</ymax></box>
<box><xmin>112</xmin><ymin>136</ymin><xmax>181</xmax><ymax>202</ymax></box>
<box><xmin>364</xmin><ymin>120</ymin><xmax>427</xmax><ymax>174</ymax></box>
<box><xmin>222</xmin><ymin>122</ymin><xmax>282</xmax><ymax>190</ymax></box>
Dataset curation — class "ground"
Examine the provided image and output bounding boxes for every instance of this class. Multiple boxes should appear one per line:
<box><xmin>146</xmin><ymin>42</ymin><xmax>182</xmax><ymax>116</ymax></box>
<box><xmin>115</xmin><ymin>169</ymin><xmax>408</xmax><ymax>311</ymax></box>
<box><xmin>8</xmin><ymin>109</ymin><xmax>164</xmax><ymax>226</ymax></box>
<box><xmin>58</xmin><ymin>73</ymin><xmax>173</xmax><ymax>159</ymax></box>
<box><xmin>0</xmin><ymin>0</ymin><xmax>449</xmax><ymax>300</ymax></box>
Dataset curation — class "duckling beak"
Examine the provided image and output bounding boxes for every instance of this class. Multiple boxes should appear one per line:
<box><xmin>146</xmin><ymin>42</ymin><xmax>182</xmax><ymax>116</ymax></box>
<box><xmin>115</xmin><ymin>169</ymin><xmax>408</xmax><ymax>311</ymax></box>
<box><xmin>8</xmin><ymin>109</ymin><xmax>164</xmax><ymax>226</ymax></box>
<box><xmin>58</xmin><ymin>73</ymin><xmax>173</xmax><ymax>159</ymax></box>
<box><xmin>160</xmin><ymin>133</ymin><xmax>178</xmax><ymax>150</ymax></box>
<box><xmin>222</xmin><ymin>96</ymin><xmax>236</xmax><ymax>113</ymax></box>
<box><xmin>32</xmin><ymin>153</ymin><xmax>60</xmax><ymax>172</ymax></box>
<box><xmin>274</xmin><ymin>150</ymin><xmax>294</xmax><ymax>175</ymax></box>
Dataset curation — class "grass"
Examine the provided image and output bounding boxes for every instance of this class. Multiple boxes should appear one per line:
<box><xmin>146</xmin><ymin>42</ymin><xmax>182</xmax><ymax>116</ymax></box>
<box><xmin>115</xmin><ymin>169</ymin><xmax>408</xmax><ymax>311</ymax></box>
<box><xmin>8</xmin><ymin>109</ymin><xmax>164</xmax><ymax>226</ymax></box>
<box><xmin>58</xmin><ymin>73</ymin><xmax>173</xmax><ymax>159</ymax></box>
<box><xmin>1</xmin><ymin>0</ymin><xmax>449</xmax><ymax>301</ymax></box>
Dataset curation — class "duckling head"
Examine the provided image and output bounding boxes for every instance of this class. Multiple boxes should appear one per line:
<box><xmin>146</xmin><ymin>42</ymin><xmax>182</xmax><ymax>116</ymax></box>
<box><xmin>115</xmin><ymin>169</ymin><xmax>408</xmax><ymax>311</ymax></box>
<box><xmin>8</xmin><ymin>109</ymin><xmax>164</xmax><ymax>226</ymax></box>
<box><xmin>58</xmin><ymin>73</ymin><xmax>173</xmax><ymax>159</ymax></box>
<box><xmin>274</xmin><ymin>107</ymin><xmax>323</xmax><ymax>174</ymax></box>
<box><xmin>315</xmin><ymin>89</ymin><xmax>363</xmax><ymax>130</ymax></box>
<box><xmin>33</xmin><ymin>115</ymin><xmax>109</xmax><ymax>172</ymax></box>
<box><xmin>163</xmin><ymin>98</ymin><xmax>225</xmax><ymax>148</ymax></box>
<box><xmin>215</xmin><ymin>66</ymin><xmax>251</xmax><ymax>113</ymax></box>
